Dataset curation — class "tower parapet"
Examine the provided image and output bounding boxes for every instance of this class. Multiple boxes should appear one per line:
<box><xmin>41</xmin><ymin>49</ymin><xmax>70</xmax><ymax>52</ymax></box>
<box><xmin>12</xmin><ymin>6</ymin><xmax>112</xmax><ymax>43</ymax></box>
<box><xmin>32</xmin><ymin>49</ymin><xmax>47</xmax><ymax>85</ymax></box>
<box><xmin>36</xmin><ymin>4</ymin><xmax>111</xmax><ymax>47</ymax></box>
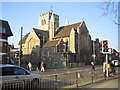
<box><xmin>39</xmin><ymin>11</ymin><xmax>59</xmax><ymax>31</ymax></box>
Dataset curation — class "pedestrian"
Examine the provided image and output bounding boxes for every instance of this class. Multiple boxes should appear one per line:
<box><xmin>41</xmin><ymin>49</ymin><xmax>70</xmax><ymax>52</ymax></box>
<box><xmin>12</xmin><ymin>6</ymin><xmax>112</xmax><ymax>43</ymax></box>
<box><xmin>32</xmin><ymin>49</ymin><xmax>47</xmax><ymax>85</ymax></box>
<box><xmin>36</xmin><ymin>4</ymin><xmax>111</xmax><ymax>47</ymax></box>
<box><xmin>107</xmin><ymin>63</ymin><xmax>111</xmax><ymax>76</ymax></box>
<box><xmin>43</xmin><ymin>62</ymin><xmax>46</xmax><ymax>70</ymax></box>
<box><xmin>28</xmin><ymin>62</ymin><xmax>32</xmax><ymax>71</ymax></box>
<box><xmin>37</xmin><ymin>62</ymin><xmax>41</xmax><ymax>71</ymax></box>
<box><xmin>103</xmin><ymin>61</ymin><xmax>107</xmax><ymax>79</ymax></box>
<box><xmin>91</xmin><ymin>61</ymin><xmax>95</xmax><ymax>83</ymax></box>
<box><xmin>9</xmin><ymin>57</ymin><xmax>14</xmax><ymax>65</ymax></box>
<box><xmin>91</xmin><ymin>61</ymin><xmax>95</xmax><ymax>71</ymax></box>
<box><xmin>110</xmin><ymin>60</ymin><xmax>116</xmax><ymax>75</ymax></box>
<box><xmin>41</xmin><ymin>61</ymin><xmax>45</xmax><ymax>72</ymax></box>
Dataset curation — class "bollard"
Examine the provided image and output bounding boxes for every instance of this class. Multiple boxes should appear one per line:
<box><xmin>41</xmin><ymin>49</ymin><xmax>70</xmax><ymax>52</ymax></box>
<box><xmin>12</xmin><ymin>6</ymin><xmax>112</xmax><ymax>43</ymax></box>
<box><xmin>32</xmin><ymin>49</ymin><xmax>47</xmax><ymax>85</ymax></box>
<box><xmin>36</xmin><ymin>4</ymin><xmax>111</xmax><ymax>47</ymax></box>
<box><xmin>76</xmin><ymin>72</ymin><xmax>78</xmax><ymax>87</ymax></box>
<box><xmin>55</xmin><ymin>75</ymin><xmax>57</xmax><ymax>89</ymax></box>
<box><xmin>91</xmin><ymin>69</ymin><xmax>94</xmax><ymax>83</ymax></box>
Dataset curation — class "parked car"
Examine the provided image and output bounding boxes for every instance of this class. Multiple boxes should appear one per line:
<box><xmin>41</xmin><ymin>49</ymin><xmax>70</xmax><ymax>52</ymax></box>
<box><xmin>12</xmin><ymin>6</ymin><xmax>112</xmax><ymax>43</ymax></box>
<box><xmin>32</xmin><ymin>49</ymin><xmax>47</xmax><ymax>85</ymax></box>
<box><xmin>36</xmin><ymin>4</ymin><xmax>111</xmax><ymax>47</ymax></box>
<box><xmin>112</xmin><ymin>60</ymin><xmax>119</xmax><ymax>67</ymax></box>
<box><xmin>0</xmin><ymin>64</ymin><xmax>41</xmax><ymax>89</ymax></box>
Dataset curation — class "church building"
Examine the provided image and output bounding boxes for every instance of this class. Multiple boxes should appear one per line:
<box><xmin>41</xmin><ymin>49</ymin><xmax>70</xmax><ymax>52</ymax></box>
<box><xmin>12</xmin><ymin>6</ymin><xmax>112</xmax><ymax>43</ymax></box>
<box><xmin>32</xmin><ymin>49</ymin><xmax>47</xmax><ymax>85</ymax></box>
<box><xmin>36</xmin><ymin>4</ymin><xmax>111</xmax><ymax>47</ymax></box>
<box><xmin>18</xmin><ymin>10</ymin><xmax>92</xmax><ymax>68</ymax></box>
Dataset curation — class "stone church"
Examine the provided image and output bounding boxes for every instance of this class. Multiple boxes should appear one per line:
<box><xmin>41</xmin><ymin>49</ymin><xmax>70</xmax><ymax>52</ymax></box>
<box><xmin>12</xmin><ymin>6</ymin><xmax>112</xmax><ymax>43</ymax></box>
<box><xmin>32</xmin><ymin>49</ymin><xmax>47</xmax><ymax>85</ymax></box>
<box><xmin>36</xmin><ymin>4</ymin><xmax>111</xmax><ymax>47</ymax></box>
<box><xmin>18</xmin><ymin>10</ymin><xmax>93</xmax><ymax>69</ymax></box>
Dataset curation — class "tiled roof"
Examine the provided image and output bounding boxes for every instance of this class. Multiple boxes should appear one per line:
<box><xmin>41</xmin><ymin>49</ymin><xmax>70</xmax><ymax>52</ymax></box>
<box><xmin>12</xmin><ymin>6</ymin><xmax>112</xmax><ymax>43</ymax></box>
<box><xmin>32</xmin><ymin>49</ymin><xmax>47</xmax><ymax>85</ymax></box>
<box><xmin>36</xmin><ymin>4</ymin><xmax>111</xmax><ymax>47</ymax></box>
<box><xmin>0</xmin><ymin>20</ymin><xmax>13</xmax><ymax>36</ymax></box>
<box><xmin>18</xmin><ymin>33</ymin><xmax>30</xmax><ymax>45</ymax></box>
<box><xmin>43</xmin><ymin>40</ymin><xmax>60</xmax><ymax>47</ymax></box>
<box><xmin>55</xmin><ymin>22</ymin><xmax>81</xmax><ymax>38</ymax></box>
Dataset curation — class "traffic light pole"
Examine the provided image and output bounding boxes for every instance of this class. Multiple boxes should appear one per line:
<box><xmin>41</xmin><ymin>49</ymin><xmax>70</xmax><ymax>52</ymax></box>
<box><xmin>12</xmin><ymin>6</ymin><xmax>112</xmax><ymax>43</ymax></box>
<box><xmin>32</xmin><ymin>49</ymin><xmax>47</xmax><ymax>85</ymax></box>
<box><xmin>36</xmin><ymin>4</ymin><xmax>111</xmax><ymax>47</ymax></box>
<box><xmin>106</xmin><ymin>54</ymin><xmax>109</xmax><ymax>78</ymax></box>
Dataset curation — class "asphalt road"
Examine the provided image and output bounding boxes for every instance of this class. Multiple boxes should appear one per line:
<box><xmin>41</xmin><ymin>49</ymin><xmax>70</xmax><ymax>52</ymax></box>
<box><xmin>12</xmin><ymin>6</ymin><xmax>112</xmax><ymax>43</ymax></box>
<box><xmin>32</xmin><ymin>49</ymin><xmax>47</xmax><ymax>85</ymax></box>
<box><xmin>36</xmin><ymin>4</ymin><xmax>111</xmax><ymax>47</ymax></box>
<box><xmin>31</xmin><ymin>65</ymin><xmax>102</xmax><ymax>76</ymax></box>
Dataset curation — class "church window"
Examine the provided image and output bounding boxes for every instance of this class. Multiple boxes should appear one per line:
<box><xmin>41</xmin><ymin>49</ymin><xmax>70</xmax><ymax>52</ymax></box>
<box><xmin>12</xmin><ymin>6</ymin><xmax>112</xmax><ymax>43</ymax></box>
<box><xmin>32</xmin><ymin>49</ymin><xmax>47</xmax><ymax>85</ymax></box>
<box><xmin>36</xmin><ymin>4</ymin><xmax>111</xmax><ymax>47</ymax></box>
<box><xmin>41</xmin><ymin>19</ymin><xmax>46</xmax><ymax>25</ymax></box>
<box><xmin>41</xmin><ymin>20</ymin><xmax>44</xmax><ymax>25</ymax></box>
<box><xmin>29</xmin><ymin>38</ymin><xmax>35</xmax><ymax>50</ymax></box>
<box><xmin>44</xmin><ymin>19</ymin><xmax>46</xmax><ymax>25</ymax></box>
<box><xmin>57</xmin><ymin>45</ymin><xmax>59</xmax><ymax>52</ymax></box>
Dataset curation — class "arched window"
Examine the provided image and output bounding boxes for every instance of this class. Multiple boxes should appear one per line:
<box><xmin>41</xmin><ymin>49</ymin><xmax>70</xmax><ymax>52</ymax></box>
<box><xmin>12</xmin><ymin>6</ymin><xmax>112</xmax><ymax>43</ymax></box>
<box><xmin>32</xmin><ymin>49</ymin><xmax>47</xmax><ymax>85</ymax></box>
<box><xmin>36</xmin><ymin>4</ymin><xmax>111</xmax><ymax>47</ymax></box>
<box><xmin>28</xmin><ymin>38</ymin><xmax>35</xmax><ymax>50</ymax></box>
<box><xmin>41</xmin><ymin>19</ymin><xmax>46</xmax><ymax>25</ymax></box>
<box><xmin>41</xmin><ymin>20</ymin><xmax>43</xmax><ymax>25</ymax></box>
<box><xmin>44</xmin><ymin>19</ymin><xmax>46</xmax><ymax>25</ymax></box>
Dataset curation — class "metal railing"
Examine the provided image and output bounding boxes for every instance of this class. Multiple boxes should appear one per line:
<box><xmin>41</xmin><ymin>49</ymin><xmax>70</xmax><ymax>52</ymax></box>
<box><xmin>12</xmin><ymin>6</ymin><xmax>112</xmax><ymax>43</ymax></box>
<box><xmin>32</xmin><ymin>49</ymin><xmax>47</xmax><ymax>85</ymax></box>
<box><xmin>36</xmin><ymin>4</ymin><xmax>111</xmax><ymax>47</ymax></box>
<box><xmin>1</xmin><ymin>67</ymin><xmax>104</xmax><ymax>89</ymax></box>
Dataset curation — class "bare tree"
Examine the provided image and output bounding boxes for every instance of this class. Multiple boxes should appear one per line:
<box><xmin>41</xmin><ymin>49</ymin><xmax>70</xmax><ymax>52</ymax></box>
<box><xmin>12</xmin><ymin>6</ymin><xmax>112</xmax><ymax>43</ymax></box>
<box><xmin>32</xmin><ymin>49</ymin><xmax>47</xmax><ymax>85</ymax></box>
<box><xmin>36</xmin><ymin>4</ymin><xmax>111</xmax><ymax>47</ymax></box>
<box><xmin>100</xmin><ymin>0</ymin><xmax>120</xmax><ymax>25</ymax></box>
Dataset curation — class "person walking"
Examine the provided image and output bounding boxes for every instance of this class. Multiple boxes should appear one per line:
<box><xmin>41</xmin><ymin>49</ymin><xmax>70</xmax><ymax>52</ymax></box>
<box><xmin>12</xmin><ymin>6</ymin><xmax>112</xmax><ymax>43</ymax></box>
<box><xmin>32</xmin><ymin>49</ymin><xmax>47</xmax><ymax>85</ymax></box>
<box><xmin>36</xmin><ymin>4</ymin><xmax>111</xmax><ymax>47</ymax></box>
<box><xmin>28</xmin><ymin>62</ymin><xmax>32</xmax><ymax>71</ymax></box>
<box><xmin>110</xmin><ymin>60</ymin><xmax>116</xmax><ymax>75</ymax></box>
<box><xmin>41</xmin><ymin>61</ymin><xmax>46</xmax><ymax>72</ymax></box>
<box><xmin>91</xmin><ymin>61</ymin><xmax>95</xmax><ymax>71</ymax></box>
<box><xmin>37</xmin><ymin>62</ymin><xmax>41</xmax><ymax>71</ymax></box>
<box><xmin>91</xmin><ymin>61</ymin><xmax>95</xmax><ymax>83</ymax></box>
<box><xmin>103</xmin><ymin>61</ymin><xmax>107</xmax><ymax>79</ymax></box>
<box><xmin>9</xmin><ymin>57</ymin><xmax>15</xmax><ymax>65</ymax></box>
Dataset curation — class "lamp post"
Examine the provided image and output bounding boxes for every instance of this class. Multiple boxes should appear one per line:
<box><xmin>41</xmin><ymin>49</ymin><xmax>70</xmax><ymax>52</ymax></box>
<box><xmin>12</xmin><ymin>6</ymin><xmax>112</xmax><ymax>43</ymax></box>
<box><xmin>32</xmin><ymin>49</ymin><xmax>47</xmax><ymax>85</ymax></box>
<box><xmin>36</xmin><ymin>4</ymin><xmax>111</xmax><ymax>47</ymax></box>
<box><xmin>19</xmin><ymin>27</ymin><xmax>23</xmax><ymax>67</ymax></box>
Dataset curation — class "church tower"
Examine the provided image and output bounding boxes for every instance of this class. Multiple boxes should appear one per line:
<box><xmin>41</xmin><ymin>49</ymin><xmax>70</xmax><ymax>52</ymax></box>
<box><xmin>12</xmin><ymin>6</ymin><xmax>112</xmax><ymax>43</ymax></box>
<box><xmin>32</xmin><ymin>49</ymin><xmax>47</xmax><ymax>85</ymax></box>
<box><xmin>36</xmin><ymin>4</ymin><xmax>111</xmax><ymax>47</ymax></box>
<box><xmin>49</xmin><ymin>12</ymin><xmax>55</xmax><ymax>40</ymax></box>
<box><xmin>39</xmin><ymin>11</ymin><xmax>59</xmax><ymax>31</ymax></box>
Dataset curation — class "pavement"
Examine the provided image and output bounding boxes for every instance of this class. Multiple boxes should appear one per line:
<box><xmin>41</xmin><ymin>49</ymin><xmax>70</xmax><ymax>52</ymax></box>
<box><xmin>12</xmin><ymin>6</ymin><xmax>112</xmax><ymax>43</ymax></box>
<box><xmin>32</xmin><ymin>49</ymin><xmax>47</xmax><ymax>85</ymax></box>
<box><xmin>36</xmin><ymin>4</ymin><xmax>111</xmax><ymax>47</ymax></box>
<box><xmin>91</xmin><ymin>79</ymin><xmax>118</xmax><ymax>88</ymax></box>
<box><xmin>70</xmin><ymin>74</ymin><xmax>120</xmax><ymax>89</ymax></box>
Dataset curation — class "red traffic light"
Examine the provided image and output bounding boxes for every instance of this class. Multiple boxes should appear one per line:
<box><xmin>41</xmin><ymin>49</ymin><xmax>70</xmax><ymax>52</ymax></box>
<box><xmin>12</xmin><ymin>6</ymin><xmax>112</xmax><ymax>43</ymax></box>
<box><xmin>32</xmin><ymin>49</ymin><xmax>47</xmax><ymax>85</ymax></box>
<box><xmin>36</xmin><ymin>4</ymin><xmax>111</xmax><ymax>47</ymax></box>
<box><xmin>103</xmin><ymin>40</ymin><xmax>107</xmax><ymax>45</ymax></box>
<box><xmin>102</xmin><ymin>40</ymin><xmax>108</xmax><ymax>52</ymax></box>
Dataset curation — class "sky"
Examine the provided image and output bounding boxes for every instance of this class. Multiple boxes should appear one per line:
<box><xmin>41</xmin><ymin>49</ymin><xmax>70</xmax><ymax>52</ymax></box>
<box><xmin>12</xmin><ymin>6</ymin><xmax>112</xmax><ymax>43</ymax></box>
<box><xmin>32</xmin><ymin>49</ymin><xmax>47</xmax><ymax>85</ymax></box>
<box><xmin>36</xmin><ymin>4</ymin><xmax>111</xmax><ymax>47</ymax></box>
<box><xmin>1</xmin><ymin>1</ymin><xmax>119</xmax><ymax>51</ymax></box>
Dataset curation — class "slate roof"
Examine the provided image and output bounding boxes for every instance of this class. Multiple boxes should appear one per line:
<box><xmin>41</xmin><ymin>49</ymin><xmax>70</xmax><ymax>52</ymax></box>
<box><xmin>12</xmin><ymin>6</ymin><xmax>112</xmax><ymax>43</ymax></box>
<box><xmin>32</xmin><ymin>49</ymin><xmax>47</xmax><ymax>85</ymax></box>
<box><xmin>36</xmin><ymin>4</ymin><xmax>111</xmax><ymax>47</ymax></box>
<box><xmin>0</xmin><ymin>20</ymin><xmax>13</xmax><ymax>36</ymax></box>
<box><xmin>55</xmin><ymin>22</ymin><xmax>81</xmax><ymax>38</ymax></box>
<box><xmin>33</xmin><ymin>28</ymin><xmax>49</xmax><ymax>40</ymax></box>
<box><xmin>18</xmin><ymin>28</ymin><xmax>49</xmax><ymax>45</ymax></box>
<box><xmin>18</xmin><ymin>33</ymin><xmax>30</xmax><ymax>45</ymax></box>
<box><xmin>43</xmin><ymin>40</ymin><xmax>60</xmax><ymax>47</ymax></box>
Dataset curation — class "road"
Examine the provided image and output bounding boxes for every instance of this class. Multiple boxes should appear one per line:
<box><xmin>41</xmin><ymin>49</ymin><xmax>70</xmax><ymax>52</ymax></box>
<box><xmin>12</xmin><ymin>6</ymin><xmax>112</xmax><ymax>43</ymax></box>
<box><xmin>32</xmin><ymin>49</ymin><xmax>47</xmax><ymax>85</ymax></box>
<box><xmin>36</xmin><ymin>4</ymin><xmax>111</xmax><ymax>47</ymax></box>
<box><xmin>31</xmin><ymin>65</ymin><xmax>102</xmax><ymax>76</ymax></box>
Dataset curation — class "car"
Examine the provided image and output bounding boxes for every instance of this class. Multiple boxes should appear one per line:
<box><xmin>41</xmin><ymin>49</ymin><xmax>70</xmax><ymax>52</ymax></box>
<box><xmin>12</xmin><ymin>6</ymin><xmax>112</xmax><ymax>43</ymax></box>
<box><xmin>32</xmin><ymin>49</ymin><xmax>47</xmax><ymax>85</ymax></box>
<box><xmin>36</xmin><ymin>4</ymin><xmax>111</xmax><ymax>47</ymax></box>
<box><xmin>0</xmin><ymin>64</ymin><xmax>42</xmax><ymax>89</ymax></box>
<box><xmin>112</xmin><ymin>60</ymin><xmax>119</xmax><ymax>67</ymax></box>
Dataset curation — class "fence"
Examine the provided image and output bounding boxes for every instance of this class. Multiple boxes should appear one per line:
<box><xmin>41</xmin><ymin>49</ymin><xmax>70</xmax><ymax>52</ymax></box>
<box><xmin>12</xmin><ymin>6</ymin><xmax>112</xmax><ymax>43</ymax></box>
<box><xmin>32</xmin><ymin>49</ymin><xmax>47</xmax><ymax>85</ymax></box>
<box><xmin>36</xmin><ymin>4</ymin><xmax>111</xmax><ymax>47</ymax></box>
<box><xmin>1</xmin><ymin>67</ymin><xmax>104</xmax><ymax>89</ymax></box>
<box><xmin>40</xmin><ymin>67</ymin><xmax>104</xmax><ymax>88</ymax></box>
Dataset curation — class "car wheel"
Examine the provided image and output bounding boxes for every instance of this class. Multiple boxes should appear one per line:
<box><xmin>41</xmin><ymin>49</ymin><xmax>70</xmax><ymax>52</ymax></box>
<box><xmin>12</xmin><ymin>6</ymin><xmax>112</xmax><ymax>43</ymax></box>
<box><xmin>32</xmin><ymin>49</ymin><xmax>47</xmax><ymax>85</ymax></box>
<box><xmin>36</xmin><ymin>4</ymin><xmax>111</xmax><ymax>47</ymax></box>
<box><xmin>31</xmin><ymin>79</ymin><xmax>39</xmax><ymax>89</ymax></box>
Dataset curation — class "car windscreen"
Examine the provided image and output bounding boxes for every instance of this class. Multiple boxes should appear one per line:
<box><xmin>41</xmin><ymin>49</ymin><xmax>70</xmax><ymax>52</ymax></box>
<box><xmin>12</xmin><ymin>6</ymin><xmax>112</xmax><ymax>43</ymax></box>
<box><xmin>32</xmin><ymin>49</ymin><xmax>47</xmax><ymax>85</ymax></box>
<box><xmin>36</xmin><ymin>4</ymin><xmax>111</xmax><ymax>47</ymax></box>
<box><xmin>1</xmin><ymin>67</ymin><xmax>30</xmax><ymax>76</ymax></box>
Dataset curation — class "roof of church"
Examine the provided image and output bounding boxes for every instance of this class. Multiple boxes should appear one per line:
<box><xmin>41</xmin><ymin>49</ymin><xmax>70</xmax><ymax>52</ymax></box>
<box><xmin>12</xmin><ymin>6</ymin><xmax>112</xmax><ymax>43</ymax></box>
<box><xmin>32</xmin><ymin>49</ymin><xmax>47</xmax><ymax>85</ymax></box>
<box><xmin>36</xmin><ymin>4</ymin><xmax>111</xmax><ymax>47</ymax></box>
<box><xmin>18</xmin><ymin>28</ymin><xmax>49</xmax><ymax>45</ymax></box>
<box><xmin>55</xmin><ymin>22</ymin><xmax>81</xmax><ymax>38</ymax></box>
<box><xmin>18</xmin><ymin>33</ymin><xmax>30</xmax><ymax>45</ymax></box>
<box><xmin>33</xmin><ymin>28</ymin><xmax>49</xmax><ymax>40</ymax></box>
<box><xmin>43</xmin><ymin>40</ymin><xmax>60</xmax><ymax>48</ymax></box>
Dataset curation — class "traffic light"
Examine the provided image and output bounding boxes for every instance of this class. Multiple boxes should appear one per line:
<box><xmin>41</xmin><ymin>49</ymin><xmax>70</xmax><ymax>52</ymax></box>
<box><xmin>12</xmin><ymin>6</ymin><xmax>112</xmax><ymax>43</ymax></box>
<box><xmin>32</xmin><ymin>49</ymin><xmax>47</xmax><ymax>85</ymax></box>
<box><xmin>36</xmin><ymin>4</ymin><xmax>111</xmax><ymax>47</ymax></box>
<box><xmin>99</xmin><ymin>41</ymin><xmax>102</xmax><ymax>53</ymax></box>
<box><xmin>15</xmin><ymin>51</ymin><xmax>19</xmax><ymax>58</ymax></box>
<box><xmin>19</xmin><ymin>50</ymin><xmax>23</xmax><ymax>56</ymax></box>
<box><xmin>102</xmin><ymin>40</ymin><xmax>108</xmax><ymax>52</ymax></box>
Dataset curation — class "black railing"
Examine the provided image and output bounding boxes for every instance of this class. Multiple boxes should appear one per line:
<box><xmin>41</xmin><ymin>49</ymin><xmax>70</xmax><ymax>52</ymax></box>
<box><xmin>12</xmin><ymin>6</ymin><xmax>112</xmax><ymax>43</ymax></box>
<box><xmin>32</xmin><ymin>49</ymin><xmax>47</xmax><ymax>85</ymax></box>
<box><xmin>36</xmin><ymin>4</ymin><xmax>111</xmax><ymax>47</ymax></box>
<box><xmin>1</xmin><ymin>67</ymin><xmax>105</xmax><ymax>89</ymax></box>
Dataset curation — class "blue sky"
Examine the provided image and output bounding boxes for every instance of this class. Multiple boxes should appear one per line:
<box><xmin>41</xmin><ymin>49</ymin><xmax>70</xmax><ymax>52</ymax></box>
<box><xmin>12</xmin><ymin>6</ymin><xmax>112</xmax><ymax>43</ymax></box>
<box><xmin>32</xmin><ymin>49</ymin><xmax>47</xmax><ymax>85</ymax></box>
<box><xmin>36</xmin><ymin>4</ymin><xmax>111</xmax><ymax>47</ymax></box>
<box><xmin>1</xmin><ymin>2</ymin><xmax>118</xmax><ymax>51</ymax></box>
